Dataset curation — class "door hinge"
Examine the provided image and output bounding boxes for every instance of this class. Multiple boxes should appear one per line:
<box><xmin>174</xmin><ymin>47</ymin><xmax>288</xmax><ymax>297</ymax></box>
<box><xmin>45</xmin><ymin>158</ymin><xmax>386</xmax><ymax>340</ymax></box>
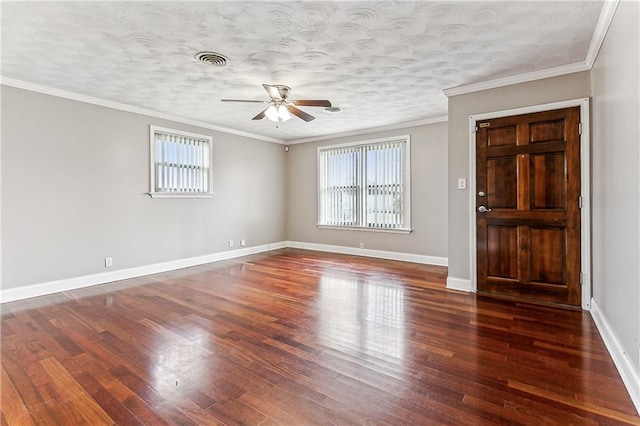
<box><xmin>579</xmin><ymin>122</ymin><xmax>582</xmax><ymax>135</ymax></box>
<box><xmin>578</xmin><ymin>195</ymin><xmax>583</xmax><ymax>208</ymax></box>
<box><xmin>580</xmin><ymin>272</ymin><xmax>584</xmax><ymax>285</ymax></box>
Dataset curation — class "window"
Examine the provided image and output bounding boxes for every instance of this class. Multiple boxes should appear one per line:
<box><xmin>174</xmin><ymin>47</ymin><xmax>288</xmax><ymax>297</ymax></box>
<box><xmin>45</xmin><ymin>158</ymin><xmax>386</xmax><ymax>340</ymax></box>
<box><xmin>318</xmin><ymin>136</ymin><xmax>411</xmax><ymax>232</ymax></box>
<box><xmin>149</xmin><ymin>126</ymin><xmax>213</xmax><ymax>198</ymax></box>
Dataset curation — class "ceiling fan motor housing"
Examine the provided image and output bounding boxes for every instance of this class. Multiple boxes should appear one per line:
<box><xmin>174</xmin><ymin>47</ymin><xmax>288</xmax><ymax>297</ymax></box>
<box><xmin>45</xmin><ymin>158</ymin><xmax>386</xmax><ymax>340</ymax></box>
<box><xmin>273</xmin><ymin>85</ymin><xmax>291</xmax><ymax>100</ymax></box>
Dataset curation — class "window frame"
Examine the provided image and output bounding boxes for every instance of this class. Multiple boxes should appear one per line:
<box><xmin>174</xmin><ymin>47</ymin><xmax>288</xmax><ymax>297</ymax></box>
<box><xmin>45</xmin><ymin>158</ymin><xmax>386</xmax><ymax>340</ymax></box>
<box><xmin>317</xmin><ymin>135</ymin><xmax>412</xmax><ymax>234</ymax></box>
<box><xmin>148</xmin><ymin>125</ymin><xmax>213</xmax><ymax>199</ymax></box>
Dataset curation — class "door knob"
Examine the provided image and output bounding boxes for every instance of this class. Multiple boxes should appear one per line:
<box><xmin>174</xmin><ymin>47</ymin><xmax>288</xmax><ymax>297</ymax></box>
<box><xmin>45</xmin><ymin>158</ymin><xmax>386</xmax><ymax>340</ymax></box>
<box><xmin>478</xmin><ymin>205</ymin><xmax>492</xmax><ymax>213</ymax></box>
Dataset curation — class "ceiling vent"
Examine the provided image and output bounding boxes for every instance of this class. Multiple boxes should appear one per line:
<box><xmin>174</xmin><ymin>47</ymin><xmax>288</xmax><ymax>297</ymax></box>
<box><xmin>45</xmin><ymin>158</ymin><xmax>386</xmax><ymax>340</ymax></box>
<box><xmin>195</xmin><ymin>51</ymin><xmax>228</xmax><ymax>67</ymax></box>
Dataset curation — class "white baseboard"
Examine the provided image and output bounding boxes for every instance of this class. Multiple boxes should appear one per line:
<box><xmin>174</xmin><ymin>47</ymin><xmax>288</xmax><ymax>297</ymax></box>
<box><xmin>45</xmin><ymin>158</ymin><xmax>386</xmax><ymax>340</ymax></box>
<box><xmin>1</xmin><ymin>241</ymin><xmax>447</xmax><ymax>303</ymax></box>
<box><xmin>446</xmin><ymin>276</ymin><xmax>472</xmax><ymax>292</ymax></box>
<box><xmin>590</xmin><ymin>298</ymin><xmax>640</xmax><ymax>415</ymax></box>
<box><xmin>285</xmin><ymin>241</ymin><xmax>448</xmax><ymax>267</ymax></box>
<box><xmin>0</xmin><ymin>242</ymin><xmax>288</xmax><ymax>303</ymax></box>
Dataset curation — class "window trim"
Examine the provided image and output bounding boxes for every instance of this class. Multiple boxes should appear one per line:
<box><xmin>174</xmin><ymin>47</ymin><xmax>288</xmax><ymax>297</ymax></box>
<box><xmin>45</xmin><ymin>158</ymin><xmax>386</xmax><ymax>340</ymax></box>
<box><xmin>316</xmin><ymin>135</ymin><xmax>412</xmax><ymax>233</ymax></box>
<box><xmin>148</xmin><ymin>125</ymin><xmax>213</xmax><ymax>199</ymax></box>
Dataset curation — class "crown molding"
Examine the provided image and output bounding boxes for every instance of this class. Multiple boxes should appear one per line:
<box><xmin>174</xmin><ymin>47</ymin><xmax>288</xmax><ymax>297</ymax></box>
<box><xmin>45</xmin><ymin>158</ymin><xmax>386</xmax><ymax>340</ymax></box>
<box><xmin>442</xmin><ymin>1</ymin><xmax>619</xmax><ymax>98</ymax></box>
<box><xmin>5</xmin><ymin>0</ymin><xmax>618</xmax><ymax>141</ymax></box>
<box><xmin>289</xmin><ymin>115</ymin><xmax>448</xmax><ymax>145</ymax></box>
<box><xmin>442</xmin><ymin>61</ymin><xmax>590</xmax><ymax>98</ymax></box>
<box><xmin>585</xmin><ymin>0</ymin><xmax>619</xmax><ymax>68</ymax></box>
<box><xmin>1</xmin><ymin>76</ymin><xmax>445</xmax><ymax>145</ymax></box>
<box><xmin>0</xmin><ymin>77</ymin><xmax>285</xmax><ymax>144</ymax></box>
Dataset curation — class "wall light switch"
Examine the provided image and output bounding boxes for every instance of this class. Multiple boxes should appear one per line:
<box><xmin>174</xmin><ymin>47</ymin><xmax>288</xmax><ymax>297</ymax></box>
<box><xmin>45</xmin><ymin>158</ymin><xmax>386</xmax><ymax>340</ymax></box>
<box><xmin>457</xmin><ymin>178</ymin><xmax>467</xmax><ymax>190</ymax></box>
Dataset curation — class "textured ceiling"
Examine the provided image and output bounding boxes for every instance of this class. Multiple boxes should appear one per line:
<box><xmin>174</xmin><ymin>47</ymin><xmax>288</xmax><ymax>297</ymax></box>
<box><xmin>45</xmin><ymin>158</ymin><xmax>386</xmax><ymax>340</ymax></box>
<box><xmin>1</xmin><ymin>1</ymin><xmax>603</xmax><ymax>142</ymax></box>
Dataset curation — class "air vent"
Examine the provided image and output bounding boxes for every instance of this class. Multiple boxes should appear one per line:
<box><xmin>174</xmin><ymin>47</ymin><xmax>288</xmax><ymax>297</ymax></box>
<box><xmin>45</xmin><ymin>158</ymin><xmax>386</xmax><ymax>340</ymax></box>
<box><xmin>322</xmin><ymin>106</ymin><xmax>343</xmax><ymax>114</ymax></box>
<box><xmin>195</xmin><ymin>51</ymin><xmax>228</xmax><ymax>66</ymax></box>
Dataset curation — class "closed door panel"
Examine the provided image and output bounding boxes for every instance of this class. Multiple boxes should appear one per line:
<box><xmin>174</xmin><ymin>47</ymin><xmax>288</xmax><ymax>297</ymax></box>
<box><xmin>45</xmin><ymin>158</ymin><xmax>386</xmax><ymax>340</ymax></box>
<box><xmin>476</xmin><ymin>107</ymin><xmax>581</xmax><ymax>307</ymax></box>
<box><xmin>531</xmin><ymin>152</ymin><xmax>566</xmax><ymax>209</ymax></box>
<box><xmin>486</xmin><ymin>225</ymin><xmax>519</xmax><ymax>279</ymax></box>
<box><xmin>487</xmin><ymin>157</ymin><xmax>517</xmax><ymax>209</ymax></box>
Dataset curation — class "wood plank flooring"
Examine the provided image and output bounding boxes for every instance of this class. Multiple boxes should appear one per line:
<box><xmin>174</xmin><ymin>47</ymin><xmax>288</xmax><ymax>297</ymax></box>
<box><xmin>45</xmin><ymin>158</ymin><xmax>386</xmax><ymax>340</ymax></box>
<box><xmin>1</xmin><ymin>249</ymin><xmax>639</xmax><ymax>425</ymax></box>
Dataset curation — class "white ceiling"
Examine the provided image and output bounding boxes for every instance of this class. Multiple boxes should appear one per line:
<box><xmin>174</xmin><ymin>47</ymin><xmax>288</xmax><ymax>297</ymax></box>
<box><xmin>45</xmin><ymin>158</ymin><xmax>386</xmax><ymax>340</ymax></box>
<box><xmin>1</xmin><ymin>1</ymin><xmax>604</xmax><ymax>142</ymax></box>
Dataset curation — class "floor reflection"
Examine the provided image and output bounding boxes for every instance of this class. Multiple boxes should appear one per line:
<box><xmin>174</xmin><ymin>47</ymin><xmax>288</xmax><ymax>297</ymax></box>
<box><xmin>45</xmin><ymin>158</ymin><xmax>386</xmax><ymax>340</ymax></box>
<box><xmin>317</xmin><ymin>274</ymin><xmax>406</xmax><ymax>360</ymax></box>
<box><xmin>149</xmin><ymin>321</ymin><xmax>214</xmax><ymax>396</ymax></box>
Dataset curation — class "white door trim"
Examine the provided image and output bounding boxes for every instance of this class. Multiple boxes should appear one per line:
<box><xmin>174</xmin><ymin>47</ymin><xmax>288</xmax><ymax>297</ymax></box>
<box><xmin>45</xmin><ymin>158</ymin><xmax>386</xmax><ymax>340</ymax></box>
<box><xmin>468</xmin><ymin>98</ymin><xmax>592</xmax><ymax>310</ymax></box>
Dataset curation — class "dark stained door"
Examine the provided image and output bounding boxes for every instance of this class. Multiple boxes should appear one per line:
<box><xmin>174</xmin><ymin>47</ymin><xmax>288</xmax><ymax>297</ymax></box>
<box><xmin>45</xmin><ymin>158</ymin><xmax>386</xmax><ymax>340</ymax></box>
<box><xmin>476</xmin><ymin>107</ymin><xmax>581</xmax><ymax>307</ymax></box>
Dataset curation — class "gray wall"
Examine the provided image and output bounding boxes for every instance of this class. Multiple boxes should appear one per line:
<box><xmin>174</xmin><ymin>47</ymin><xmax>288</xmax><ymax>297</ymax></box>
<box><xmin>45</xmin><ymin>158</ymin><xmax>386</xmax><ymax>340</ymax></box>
<box><xmin>446</xmin><ymin>72</ymin><xmax>591</xmax><ymax>281</ymax></box>
<box><xmin>591</xmin><ymin>0</ymin><xmax>640</xmax><ymax>372</ymax></box>
<box><xmin>2</xmin><ymin>86</ymin><xmax>287</xmax><ymax>290</ymax></box>
<box><xmin>286</xmin><ymin>122</ymin><xmax>448</xmax><ymax>258</ymax></box>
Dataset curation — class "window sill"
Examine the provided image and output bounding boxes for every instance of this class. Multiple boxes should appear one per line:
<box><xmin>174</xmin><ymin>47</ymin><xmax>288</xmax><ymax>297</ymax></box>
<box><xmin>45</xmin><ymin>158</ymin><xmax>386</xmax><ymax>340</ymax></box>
<box><xmin>147</xmin><ymin>192</ymin><xmax>214</xmax><ymax>199</ymax></box>
<box><xmin>317</xmin><ymin>225</ymin><xmax>412</xmax><ymax>234</ymax></box>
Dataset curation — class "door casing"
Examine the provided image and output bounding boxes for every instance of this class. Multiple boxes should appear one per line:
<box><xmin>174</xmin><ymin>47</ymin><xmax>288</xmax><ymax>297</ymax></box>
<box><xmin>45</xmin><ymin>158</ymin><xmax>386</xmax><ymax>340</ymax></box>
<box><xmin>468</xmin><ymin>98</ymin><xmax>591</xmax><ymax>310</ymax></box>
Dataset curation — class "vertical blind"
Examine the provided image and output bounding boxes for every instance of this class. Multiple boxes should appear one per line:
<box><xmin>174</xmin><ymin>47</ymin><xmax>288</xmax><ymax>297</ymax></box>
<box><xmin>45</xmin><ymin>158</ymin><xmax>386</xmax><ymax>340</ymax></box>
<box><xmin>154</xmin><ymin>131</ymin><xmax>210</xmax><ymax>193</ymax></box>
<box><xmin>319</xmin><ymin>139</ymin><xmax>407</xmax><ymax>229</ymax></box>
<box><xmin>319</xmin><ymin>146</ymin><xmax>360</xmax><ymax>226</ymax></box>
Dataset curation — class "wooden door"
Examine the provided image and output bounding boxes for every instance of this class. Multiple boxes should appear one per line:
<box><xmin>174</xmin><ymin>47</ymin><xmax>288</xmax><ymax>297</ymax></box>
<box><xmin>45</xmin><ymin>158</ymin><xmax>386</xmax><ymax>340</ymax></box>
<box><xmin>476</xmin><ymin>107</ymin><xmax>581</xmax><ymax>307</ymax></box>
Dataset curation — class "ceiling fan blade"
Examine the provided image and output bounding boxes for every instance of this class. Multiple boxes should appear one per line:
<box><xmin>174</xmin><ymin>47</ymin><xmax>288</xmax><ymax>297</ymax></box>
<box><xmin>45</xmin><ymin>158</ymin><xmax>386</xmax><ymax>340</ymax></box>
<box><xmin>287</xmin><ymin>106</ymin><xmax>315</xmax><ymax>122</ymax></box>
<box><xmin>263</xmin><ymin>84</ymin><xmax>284</xmax><ymax>101</ymax></box>
<box><xmin>252</xmin><ymin>108</ymin><xmax>268</xmax><ymax>120</ymax></box>
<box><xmin>221</xmin><ymin>99</ymin><xmax>265</xmax><ymax>103</ymax></box>
<box><xmin>292</xmin><ymin>100</ymin><xmax>332</xmax><ymax>107</ymax></box>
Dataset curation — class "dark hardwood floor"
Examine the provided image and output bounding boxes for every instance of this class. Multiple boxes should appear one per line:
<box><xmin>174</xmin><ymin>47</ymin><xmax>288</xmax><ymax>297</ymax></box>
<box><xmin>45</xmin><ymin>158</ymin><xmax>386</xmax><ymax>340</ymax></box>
<box><xmin>1</xmin><ymin>249</ymin><xmax>638</xmax><ymax>425</ymax></box>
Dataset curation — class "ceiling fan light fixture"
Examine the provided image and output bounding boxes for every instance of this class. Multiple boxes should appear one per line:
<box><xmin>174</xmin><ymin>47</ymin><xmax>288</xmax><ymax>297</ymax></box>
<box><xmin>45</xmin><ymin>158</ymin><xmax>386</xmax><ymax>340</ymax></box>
<box><xmin>223</xmin><ymin>83</ymin><xmax>331</xmax><ymax>123</ymax></box>
<box><xmin>278</xmin><ymin>105</ymin><xmax>292</xmax><ymax>121</ymax></box>
<box><xmin>265</xmin><ymin>105</ymin><xmax>279</xmax><ymax>122</ymax></box>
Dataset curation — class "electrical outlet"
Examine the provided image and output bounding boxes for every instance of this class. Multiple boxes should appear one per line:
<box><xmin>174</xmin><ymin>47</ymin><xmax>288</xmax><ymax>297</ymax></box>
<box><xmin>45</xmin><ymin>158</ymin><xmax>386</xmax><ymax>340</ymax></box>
<box><xmin>240</xmin><ymin>239</ymin><xmax>246</xmax><ymax>247</ymax></box>
<box><xmin>229</xmin><ymin>240</ymin><xmax>234</xmax><ymax>248</ymax></box>
<box><xmin>359</xmin><ymin>242</ymin><xmax>364</xmax><ymax>249</ymax></box>
<box><xmin>104</xmin><ymin>257</ymin><xmax>113</xmax><ymax>267</ymax></box>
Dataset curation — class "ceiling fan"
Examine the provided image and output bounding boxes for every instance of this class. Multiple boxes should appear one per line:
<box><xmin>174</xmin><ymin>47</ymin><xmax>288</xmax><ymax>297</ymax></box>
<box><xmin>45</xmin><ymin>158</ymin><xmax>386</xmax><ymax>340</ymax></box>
<box><xmin>221</xmin><ymin>84</ymin><xmax>332</xmax><ymax>122</ymax></box>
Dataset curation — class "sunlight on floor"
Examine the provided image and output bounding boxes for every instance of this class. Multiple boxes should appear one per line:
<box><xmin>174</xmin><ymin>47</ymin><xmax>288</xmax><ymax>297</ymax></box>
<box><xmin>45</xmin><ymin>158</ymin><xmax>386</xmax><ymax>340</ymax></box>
<box><xmin>317</xmin><ymin>275</ymin><xmax>406</xmax><ymax>360</ymax></box>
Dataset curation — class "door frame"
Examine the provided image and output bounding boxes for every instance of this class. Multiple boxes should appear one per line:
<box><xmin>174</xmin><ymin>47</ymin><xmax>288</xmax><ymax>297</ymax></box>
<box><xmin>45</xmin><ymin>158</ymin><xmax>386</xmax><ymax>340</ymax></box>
<box><xmin>468</xmin><ymin>98</ymin><xmax>591</xmax><ymax>310</ymax></box>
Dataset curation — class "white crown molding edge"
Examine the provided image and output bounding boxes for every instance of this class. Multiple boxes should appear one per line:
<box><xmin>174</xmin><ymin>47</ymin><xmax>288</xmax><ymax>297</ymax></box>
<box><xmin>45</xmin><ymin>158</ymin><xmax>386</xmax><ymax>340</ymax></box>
<box><xmin>286</xmin><ymin>241</ymin><xmax>448</xmax><ymax>266</ymax></box>
<box><xmin>585</xmin><ymin>0</ymin><xmax>620</xmax><ymax>68</ymax></box>
<box><xmin>1</xmin><ymin>76</ymin><xmax>446</xmax><ymax>146</ymax></box>
<box><xmin>0</xmin><ymin>241</ymin><xmax>447</xmax><ymax>304</ymax></box>
<box><xmin>442</xmin><ymin>0</ymin><xmax>620</xmax><ymax>98</ymax></box>
<box><xmin>442</xmin><ymin>62</ymin><xmax>590</xmax><ymax>98</ymax></box>
<box><xmin>590</xmin><ymin>298</ymin><xmax>640</xmax><ymax>415</ymax></box>
<box><xmin>445</xmin><ymin>276</ymin><xmax>472</xmax><ymax>292</ymax></box>
<box><xmin>0</xmin><ymin>242</ymin><xmax>288</xmax><ymax>304</ymax></box>
<box><xmin>2</xmin><ymin>0</ymin><xmax>618</xmax><ymax>143</ymax></box>
<box><xmin>0</xmin><ymin>77</ymin><xmax>285</xmax><ymax>145</ymax></box>
<box><xmin>290</xmin><ymin>116</ymin><xmax>449</xmax><ymax>145</ymax></box>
